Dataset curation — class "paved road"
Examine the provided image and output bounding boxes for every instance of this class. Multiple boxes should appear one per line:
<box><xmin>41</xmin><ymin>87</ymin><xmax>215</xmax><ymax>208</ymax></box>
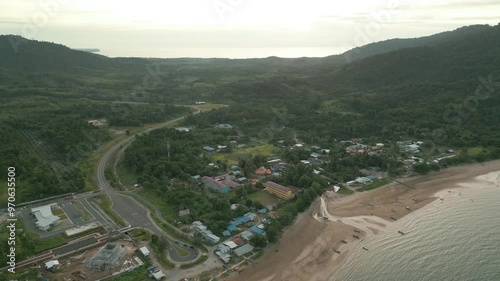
<box><xmin>96</xmin><ymin>112</ymin><xmax>201</xmax><ymax>263</ymax></box>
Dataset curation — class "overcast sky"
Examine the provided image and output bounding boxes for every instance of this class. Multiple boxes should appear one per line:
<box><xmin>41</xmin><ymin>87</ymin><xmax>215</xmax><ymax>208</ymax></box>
<box><xmin>1</xmin><ymin>0</ymin><xmax>498</xmax><ymax>58</ymax></box>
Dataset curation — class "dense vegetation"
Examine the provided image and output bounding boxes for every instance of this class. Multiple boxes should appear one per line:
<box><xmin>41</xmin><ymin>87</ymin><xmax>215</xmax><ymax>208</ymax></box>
<box><xmin>0</xmin><ymin>26</ymin><xmax>500</xmax><ymax>247</ymax></box>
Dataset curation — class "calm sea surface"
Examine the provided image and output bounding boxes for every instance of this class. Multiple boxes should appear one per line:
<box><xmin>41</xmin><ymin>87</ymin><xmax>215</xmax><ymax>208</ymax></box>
<box><xmin>331</xmin><ymin>172</ymin><xmax>500</xmax><ymax>281</ymax></box>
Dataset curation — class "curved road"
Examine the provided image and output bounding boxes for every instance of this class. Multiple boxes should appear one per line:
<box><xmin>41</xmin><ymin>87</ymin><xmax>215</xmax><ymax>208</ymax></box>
<box><xmin>96</xmin><ymin>110</ymin><xmax>201</xmax><ymax>262</ymax></box>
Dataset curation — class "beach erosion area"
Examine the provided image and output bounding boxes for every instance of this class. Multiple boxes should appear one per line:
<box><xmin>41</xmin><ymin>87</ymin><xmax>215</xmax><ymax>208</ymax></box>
<box><xmin>225</xmin><ymin>160</ymin><xmax>500</xmax><ymax>281</ymax></box>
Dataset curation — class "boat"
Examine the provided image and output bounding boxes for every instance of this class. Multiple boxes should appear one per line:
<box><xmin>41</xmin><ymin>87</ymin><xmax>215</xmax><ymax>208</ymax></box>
<box><xmin>398</xmin><ymin>230</ymin><xmax>405</xmax><ymax>235</ymax></box>
<box><xmin>362</xmin><ymin>247</ymin><xmax>369</xmax><ymax>251</ymax></box>
<box><xmin>354</xmin><ymin>229</ymin><xmax>361</xmax><ymax>233</ymax></box>
<box><xmin>341</xmin><ymin>240</ymin><xmax>347</xmax><ymax>244</ymax></box>
<box><xmin>368</xmin><ymin>203</ymin><xmax>374</xmax><ymax>207</ymax></box>
<box><xmin>334</xmin><ymin>249</ymin><xmax>341</xmax><ymax>254</ymax></box>
<box><xmin>405</xmin><ymin>206</ymin><xmax>411</xmax><ymax>211</ymax></box>
<box><xmin>353</xmin><ymin>234</ymin><xmax>360</xmax><ymax>239</ymax></box>
<box><xmin>390</xmin><ymin>216</ymin><xmax>397</xmax><ymax>221</ymax></box>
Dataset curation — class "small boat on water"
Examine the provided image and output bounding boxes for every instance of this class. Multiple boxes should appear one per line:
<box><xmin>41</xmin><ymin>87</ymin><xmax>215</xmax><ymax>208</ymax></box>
<box><xmin>354</xmin><ymin>229</ymin><xmax>361</xmax><ymax>233</ymax></box>
<box><xmin>390</xmin><ymin>216</ymin><xmax>397</xmax><ymax>221</ymax></box>
<box><xmin>362</xmin><ymin>247</ymin><xmax>369</xmax><ymax>251</ymax></box>
<box><xmin>405</xmin><ymin>206</ymin><xmax>411</xmax><ymax>211</ymax></box>
<box><xmin>353</xmin><ymin>234</ymin><xmax>360</xmax><ymax>239</ymax></box>
<box><xmin>412</xmin><ymin>198</ymin><xmax>418</xmax><ymax>202</ymax></box>
<box><xmin>334</xmin><ymin>249</ymin><xmax>341</xmax><ymax>254</ymax></box>
<box><xmin>341</xmin><ymin>240</ymin><xmax>347</xmax><ymax>244</ymax></box>
<box><xmin>398</xmin><ymin>230</ymin><xmax>405</xmax><ymax>235</ymax></box>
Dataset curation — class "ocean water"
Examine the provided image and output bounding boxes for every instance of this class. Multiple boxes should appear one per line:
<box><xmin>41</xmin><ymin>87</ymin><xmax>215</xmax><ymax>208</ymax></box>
<box><xmin>331</xmin><ymin>172</ymin><xmax>500</xmax><ymax>281</ymax></box>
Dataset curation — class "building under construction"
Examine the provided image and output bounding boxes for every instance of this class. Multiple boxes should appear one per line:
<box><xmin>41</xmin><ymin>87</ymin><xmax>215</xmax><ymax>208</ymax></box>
<box><xmin>87</xmin><ymin>243</ymin><xmax>126</xmax><ymax>272</ymax></box>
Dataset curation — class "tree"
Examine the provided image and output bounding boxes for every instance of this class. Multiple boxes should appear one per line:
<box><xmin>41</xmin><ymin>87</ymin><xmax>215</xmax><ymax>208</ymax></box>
<box><xmin>250</xmin><ymin>235</ymin><xmax>268</xmax><ymax>248</ymax></box>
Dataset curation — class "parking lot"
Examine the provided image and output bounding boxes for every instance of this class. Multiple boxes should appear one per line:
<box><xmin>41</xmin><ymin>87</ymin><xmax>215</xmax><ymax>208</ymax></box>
<box><xmin>20</xmin><ymin>194</ymin><xmax>108</xmax><ymax>238</ymax></box>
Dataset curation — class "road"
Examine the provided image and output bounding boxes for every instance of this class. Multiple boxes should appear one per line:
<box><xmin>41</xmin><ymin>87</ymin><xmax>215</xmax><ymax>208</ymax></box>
<box><xmin>96</xmin><ymin>111</ymin><xmax>201</xmax><ymax>263</ymax></box>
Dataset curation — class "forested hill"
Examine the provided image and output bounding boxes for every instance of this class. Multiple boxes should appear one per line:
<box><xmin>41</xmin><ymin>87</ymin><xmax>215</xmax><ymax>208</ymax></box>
<box><xmin>0</xmin><ymin>35</ymin><xmax>149</xmax><ymax>74</ymax></box>
<box><xmin>331</xmin><ymin>24</ymin><xmax>492</xmax><ymax>63</ymax></box>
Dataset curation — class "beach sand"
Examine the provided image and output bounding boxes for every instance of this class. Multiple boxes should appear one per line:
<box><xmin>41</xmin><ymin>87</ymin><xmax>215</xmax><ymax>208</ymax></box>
<box><xmin>224</xmin><ymin>160</ymin><xmax>500</xmax><ymax>281</ymax></box>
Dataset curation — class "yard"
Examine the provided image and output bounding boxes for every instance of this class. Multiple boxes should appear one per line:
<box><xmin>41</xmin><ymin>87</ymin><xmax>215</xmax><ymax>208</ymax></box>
<box><xmin>213</xmin><ymin>144</ymin><xmax>278</xmax><ymax>165</ymax></box>
<box><xmin>247</xmin><ymin>190</ymin><xmax>280</xmax><ymax>206</ymax></box>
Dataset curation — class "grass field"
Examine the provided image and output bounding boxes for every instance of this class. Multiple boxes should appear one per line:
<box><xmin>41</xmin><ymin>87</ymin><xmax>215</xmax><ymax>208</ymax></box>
<box><xmin>52</xmin><ymin>207</ymin><xmax>68</xmax><ymax>220</ymax></box>
<box><xmin>116</xmin><ymin>161</ymin><xmax>137</xmax><ymax>187</ymax></box>
<box><xmin>173</xmin><ymin>244</ymin><xmax>190</xmax><ymax>257</ymax></box>
<box><xmin>363</xmin><ymin>178</ymin><xmax>392</xmax><ymax>191</ymax></box>
<box><xmin>192</xmin><ymin>103</ymin><xmax>228</xmax><ymax>112</ymax></box>
<box><xmin>71</xmin><ymin>200</ymin><xmax>94</xmax><ymax>221</ymax></box>
<box><xmin>247</xmin><ymin>190</ymin><xmax>279</xmax><ymax>206</ymax></box>
<box><xmin>213</xmin><ymin>144</ymin><xmax>278</xmax><ymax>165</ymax></box>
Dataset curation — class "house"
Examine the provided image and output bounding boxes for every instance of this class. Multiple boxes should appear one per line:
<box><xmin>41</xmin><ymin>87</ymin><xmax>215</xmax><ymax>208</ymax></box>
<box><xmin>202</xmin><ymin>176</ymin><xmax>230</xmax><ymax>193</ymax></box>
<box><xmin>376</xmin><ymin>143</ymin><xmax>384</xmax><ymax>147</ymax></box>
<box><xmin>139</xmin><ymin>246</ymin><xmax>150</xmax><ymax>258</ymax></box>
<box><xmin>230</xmin><ymin>216</ymin><xmax>251</xmax><ymax>226</ymax></box>
<box><xmin>31</xmin><ymin>204</ymin><xmax>60</xmax><ymax>231</ymax></box>
<box><xmin>223</xmin><ymin>241</ymin><xmax>239</xmax><ymax>250</ymax></box>
<box><xmin>227</xmin><ymin>224</ymin><xmax>238</xmax><ymax>232</ymax></box>
<box><xmin>236</xmin><ymin>177</ymin><xmax>247</xmax><ymax>183</ymax></box>
<box><xmin>234</xmin><ymin>244</ymin><xmax>254</xmax><ymax>257</ymax></box>
<box><xmin>215</xmin><ymin>124</ymin><xmax>233</xmax><ymax>129</ymax></box>
<box><xmin>294</xmin><ymin>143</ymin><xmax>304</xmax><ymax>148</ymax></box>
<box><xmin>310</xmin><ymin>152</ymin><xmax>321</xmax><ymax>159</ymax></box>
<box><xmin>192</xmin><ymin>221</ymin><xmax>207</xmax><ymax>232</ymax></box>
<box><xmin>321</xmin><ymin>149</ymin><xmax>331</xmax><ymax>154</ymax></box>
<box><xmin>258</xmin><ymin>208</ymin><xmax>268</xmax><ymax>214</ymax></box>
<box><xmin>240</xmin><ymin>230</ymin><xmax>254</xmax><ymax>241</ymax></box>
<box><xmin>152</xmin><ymin>271</ymin><xmax>166</xmax><ymax>280</ymax></box>
<box><xmin>195</xmin><ymin>101</ymin><xmax>206</xmax><ymax>105</ymax></box>
<box><xmin>407</xmin><ymin>144</ymin><xmax>420</xmax><ymax>153</ymax></box>
<box><xmin>232</xmin><ymin>237</ymin><xmax>244</xmax><ymax>246</ymax></box>
<box><xmin>268</xmin><ymin>211</ymin><xmax>281</xmax><ymax>219</ymax></box>
<box><xmin>217</xmin><ymin>145</ymin><xmax>228</xmax><ymax>150</ymax></box>
<box><xmin>255</xmin><ymin>167</ymin><xmax>272</xmax><ymax>175</ymax></box>
<box><xmin>203</xmin><ymin>146</ymin><xmax>216</xmax><ymax>153</ymax></box>
<box><xmin>244</xmin><ymin>212</ymin><xmax>257</xmax><ymax>221</ymax></box>
<box><xmin>355</xmin><ymin>177</ymin><xmax>372</xmax><ymax>184</ymax></box>
<box><xmin>300</xmin><ymin>160</ymin><xmax>310</xmax><ymax>165</ymax></box>
<box><xmin>249</xmin><ymin>226</ymin><xmax>265</xmax><ymax>235</ymax></box>
<box><xmin>88</xmin><ymin>120</ymin><xmax>103</xmax><ymax>126</ymax></box>
<box><xmin>202</xmin><ymin>230</ymin><xmax>220</xmax><ymax>244</ymax></box>
<box><xmin>192</xmin><ymin>175</ymin><xmax>201</xmax><ymax>180</ymax></box>
<box><xmin>44</xmin><ymin>260</ymin><xmax>59</xmax><ymax>271</ymax></box>
<box><xmin>231</xmin><ymin>204</ymin><xmax>239</xmax><ymax>211</ymax></box>
<box><xmin>175</xmin><ymin>127</ymin><xmax>190</xmax><ymax>132</ymax></box>
<box><xmin>178</xmin><ymin>209</ymin><xmax>191</xmax><ymax>217</ymax></box>
<box><xmin>263</xmin><ymin>181</ymin><xmax>293</xmax><ymax>200</ymax></box>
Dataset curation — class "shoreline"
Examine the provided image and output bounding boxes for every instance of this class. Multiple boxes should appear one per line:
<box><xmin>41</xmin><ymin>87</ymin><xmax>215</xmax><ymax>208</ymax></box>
<box><xmin>225</xmin><ymin>160</ymin><xmax>500</xmax><ymax>281</ymax></box>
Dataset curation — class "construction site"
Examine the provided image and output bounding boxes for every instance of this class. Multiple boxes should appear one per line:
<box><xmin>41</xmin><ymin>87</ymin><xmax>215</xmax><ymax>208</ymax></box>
<box><xmin>42</xmin><ymin>240</ymin><xmax>143</xmax><ymax>281</ymax></box>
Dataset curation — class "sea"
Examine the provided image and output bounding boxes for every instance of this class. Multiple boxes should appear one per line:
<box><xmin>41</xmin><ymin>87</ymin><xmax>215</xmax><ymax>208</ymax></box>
<box><xmin>331</xmin><ymin>171</ymin><xmax>500</xmax><ymax>281</ymax></box>
<box><xmin>104</xmin><ymin>47</ymin><xmax>346</xmax><ymax>59</ymax></box>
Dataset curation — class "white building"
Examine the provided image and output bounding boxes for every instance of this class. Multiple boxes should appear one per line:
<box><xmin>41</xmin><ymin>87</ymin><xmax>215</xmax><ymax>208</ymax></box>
<box><xmin>31</xmin><ymin>203</ymin><xmax>60</xmax><ymax>231</ymax></box>
<box><xmin>45</xmin><ymin>260</ymin><xmax>59</xmax><ymax>270</ymax></box>
<box><xmin>139</xmin><ymin>246</ymin><xmax>150</xmax><ymax>257</ymax></box>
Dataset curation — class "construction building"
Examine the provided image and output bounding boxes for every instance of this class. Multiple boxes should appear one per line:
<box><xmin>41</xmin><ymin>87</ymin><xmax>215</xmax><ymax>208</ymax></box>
<box><xmin>87</xmin><ymin>243</ymin><xmax>126</xmax><ymax>272</ymax></box>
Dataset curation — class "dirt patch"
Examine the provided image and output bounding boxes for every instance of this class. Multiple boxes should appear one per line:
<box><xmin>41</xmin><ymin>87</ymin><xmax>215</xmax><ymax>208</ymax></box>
<box><xmin>44</xmin><ymin>241</ymin><xmax>140</xmax><ymax>281</ymax></box>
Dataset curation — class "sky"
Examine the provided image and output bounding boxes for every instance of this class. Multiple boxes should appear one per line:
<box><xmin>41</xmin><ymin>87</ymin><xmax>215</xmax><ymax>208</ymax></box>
<box><xmin>0</xmin><ymin>0</ymin><xmax>499</xmax><ymax>58</ymax></box>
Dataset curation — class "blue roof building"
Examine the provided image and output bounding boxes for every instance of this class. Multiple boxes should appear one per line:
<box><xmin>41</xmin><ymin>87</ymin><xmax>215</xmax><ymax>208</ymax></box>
<box><xmin>258</xmin><ymin>208</ymin><xmax>268</xmax><ymax>214</ymax></box>
<box><xmin>250</xmin><ymin>226</ymin><xmax>265</xmax><ymax>235</ymax></box>
<box><xmin>227</xmin><ymin>224</ymin><xmax>238</xmax><ymax>232</ymax></box>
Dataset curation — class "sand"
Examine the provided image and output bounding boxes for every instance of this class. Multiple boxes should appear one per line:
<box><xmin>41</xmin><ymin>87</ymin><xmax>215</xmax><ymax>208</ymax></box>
<box><xmin>225</xmin><ymin>160</ymin><xmax>500</xmax><ymax>281</ymax></box>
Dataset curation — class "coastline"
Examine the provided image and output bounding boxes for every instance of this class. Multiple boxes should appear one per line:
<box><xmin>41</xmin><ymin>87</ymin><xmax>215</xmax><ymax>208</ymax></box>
<box><xmin>225</xmin><ymin>160</ymin><xmax>500</xmax><ymax>281</ymax></box>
